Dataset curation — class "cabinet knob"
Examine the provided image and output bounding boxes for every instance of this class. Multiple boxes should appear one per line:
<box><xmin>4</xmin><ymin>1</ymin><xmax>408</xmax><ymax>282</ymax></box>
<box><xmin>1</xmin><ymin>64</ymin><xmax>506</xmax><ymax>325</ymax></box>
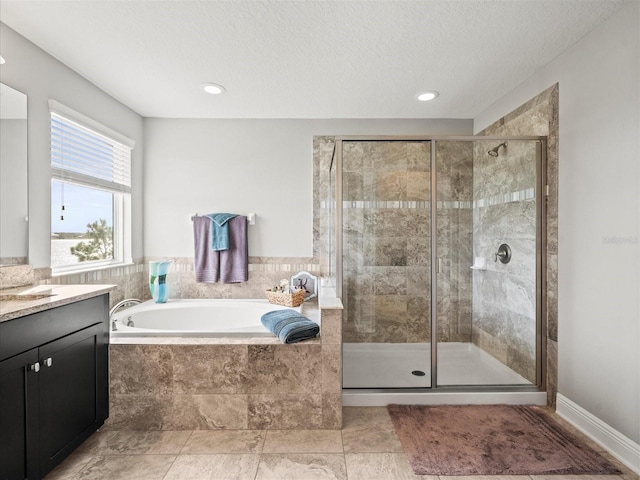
<box><xmin>44</xmin><ymin>357</ymin><xmax>53</xmax><ymax>367</ymax></box>
<box><xmin>30</xmin><ymin>362</ymin><xmax>40</xmax><ymax>373</ymax></box>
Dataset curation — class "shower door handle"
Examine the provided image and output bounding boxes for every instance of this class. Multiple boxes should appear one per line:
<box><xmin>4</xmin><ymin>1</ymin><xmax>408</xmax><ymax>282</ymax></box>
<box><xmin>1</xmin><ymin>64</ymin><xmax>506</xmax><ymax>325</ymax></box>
<box><xmin>436</xmin><ymin>257</ymin><xmax>442</xmax><ymax>274</ymax></box>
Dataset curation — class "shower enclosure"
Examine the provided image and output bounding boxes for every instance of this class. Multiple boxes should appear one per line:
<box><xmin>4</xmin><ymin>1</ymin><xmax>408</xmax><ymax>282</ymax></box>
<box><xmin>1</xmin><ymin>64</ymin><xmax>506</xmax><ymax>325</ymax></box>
<box><xmin>330</xmin><ymin>136</ymin><xmax>546</xmax><ymax>395</ymax></box>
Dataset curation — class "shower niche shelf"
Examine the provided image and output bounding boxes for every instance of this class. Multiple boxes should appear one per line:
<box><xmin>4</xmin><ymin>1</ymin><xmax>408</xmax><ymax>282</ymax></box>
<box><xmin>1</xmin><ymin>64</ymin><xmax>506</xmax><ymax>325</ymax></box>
<box><xmin>470</xmin><ymin>257</ymin><xmax>487</xmax><ymax>270</ymax></box>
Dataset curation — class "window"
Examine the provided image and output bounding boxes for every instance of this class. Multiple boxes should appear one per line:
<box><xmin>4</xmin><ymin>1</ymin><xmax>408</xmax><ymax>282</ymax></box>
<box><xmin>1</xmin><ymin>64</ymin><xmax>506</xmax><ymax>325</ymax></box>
<box><xmin>50</xmin><ymin>101</ymin><xmax>133</xmax><ymax>272</ymax></box>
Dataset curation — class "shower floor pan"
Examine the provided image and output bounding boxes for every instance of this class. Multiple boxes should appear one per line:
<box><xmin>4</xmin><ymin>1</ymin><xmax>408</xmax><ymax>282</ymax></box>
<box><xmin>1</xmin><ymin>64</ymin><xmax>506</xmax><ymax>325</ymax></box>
<box><xmin>343</xmin><ymin>342</ymin><xmax>531</xmax><ymax>388</ymax></box>
<box><xmin>342</xmin><ymin>342</ymin><xmax>547</xmax><ymax>406</ymax></box>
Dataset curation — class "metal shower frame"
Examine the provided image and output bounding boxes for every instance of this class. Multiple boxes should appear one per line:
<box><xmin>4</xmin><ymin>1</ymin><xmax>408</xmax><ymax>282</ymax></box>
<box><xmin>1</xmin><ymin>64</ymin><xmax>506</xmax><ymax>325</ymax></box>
<box><xmin>332</xmin><ymin>135</ymin><xmax>547</xmax><ymax>393</ymax></box>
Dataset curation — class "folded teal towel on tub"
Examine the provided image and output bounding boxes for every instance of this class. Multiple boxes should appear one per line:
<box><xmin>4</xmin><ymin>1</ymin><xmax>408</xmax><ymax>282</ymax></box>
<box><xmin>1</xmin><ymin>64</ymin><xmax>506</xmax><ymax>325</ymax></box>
<box><xmin>261</xmin><ymin>309</ymin><xmax>319</xmax><ymax>344</ymax></box>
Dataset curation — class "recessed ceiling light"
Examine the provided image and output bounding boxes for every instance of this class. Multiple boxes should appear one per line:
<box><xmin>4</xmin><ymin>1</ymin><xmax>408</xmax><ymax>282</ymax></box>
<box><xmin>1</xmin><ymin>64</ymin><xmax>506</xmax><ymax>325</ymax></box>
<box><xmin>417</xmin><ymin>91</ymin><xmax>439</xmax><ymax>102</ymax></box>
<box><xmin>202</xmin><ymin>83</ymin><xmax>226</xmax><ymax>95</ymax></box>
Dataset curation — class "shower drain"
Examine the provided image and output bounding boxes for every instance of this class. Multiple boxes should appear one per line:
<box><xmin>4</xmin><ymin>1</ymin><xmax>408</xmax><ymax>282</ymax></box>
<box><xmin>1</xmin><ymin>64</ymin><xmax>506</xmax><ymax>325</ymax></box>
<box><xmin>411</xmin><ymin>370</ymin><xmax>426</xmax><ymax>376</ymax></box>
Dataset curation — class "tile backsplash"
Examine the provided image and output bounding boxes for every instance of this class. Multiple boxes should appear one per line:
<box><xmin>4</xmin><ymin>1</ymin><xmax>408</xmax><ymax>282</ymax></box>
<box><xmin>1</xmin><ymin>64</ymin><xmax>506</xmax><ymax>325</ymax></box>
<box><xmin>143</xmin><ymin>256</ymin><xmax>321</xmax><ymax>301</ymax></box>
<box><xmin>29</xmin><ymin>257</ymin><xmax>322</xmax><ymax>309</ymax></box>
<box><xmin>0</xmin><ymin>264</ymin><xmax>34</xmax><ymax>289</ymax></box>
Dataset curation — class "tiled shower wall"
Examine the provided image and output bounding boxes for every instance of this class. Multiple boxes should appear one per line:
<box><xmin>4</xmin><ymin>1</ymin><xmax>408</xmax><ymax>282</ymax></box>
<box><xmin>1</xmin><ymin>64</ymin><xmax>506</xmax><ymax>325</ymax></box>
<box><xmin>335</xmin><ymin>140</ymin><xmax>473</xmax><ymax>344</ymax></box>
<box><xmin>470</xmin><ymin>139</ymin><xmax>538</xmax><ymax>383</ymax></box>
<box><xmin>436</xmin><ymin>141</ymin><xmax>474</xmax><ymax>343</ymax></box>
<box><xmin>320</xmin><ymin>129</ymin><xmax>549</xmax><ymax>387</ymax></box>
<box><xmin>478</xmin><ymin>84</ymin><xmax>559</xmax><ymax>405</ymax></box>
<box><xmin>341</xmin><ymin>141</ymin><xmax>432</xmax><ymax>343</ymax></box>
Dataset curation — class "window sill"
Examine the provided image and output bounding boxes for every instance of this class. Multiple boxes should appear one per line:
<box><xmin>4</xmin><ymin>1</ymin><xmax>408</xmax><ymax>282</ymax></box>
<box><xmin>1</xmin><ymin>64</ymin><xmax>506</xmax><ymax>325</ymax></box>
<box><xmin>52</xmin><ymin>260</ymin><xmax>136</xmax><ymax>277</ymax></box>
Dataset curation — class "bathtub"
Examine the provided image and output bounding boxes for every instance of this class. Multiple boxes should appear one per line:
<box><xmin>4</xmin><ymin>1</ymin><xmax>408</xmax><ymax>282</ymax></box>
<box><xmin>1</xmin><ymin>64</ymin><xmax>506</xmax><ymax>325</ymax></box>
<box><xmin>110</xmin><ymin>298</ymin><xmax>300</xmax><ymax>337</ymax></box>
<box><xmin>107</xmin><ymin>297</ymin><xmax>343</xmax><ymax>431</ymax></box>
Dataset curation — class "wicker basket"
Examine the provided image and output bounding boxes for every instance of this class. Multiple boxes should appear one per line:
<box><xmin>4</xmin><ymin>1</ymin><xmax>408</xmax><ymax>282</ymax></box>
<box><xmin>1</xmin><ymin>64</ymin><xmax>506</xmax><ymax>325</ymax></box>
<box><xmin>265</xmin><ymin>288</ymin><xmax>306</xmax><ymax>307</ymax></box>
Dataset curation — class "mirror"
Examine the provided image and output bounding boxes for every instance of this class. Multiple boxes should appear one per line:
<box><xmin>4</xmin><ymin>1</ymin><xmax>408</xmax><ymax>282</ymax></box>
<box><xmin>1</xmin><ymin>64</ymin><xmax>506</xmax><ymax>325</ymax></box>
<box><xmin>0</xmin><ymin>83</ymin><xmax>28</xmax><ymax>265</ymax></box>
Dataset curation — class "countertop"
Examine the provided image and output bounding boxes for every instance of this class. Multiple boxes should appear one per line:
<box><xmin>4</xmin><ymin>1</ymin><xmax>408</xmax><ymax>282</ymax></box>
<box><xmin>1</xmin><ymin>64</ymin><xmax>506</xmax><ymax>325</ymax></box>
<box><xmin>0</xmin><ymin>284</ymin><xmax>116</xmax><ymax>323</ymax></box>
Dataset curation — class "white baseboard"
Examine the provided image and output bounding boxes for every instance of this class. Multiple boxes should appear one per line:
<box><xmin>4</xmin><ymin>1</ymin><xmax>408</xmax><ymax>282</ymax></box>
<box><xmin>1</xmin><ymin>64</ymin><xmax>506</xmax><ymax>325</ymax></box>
<box><xmin>556</xmin><ymin>393</ymin><xmax>640</xmax><ymax>474</ymax></box>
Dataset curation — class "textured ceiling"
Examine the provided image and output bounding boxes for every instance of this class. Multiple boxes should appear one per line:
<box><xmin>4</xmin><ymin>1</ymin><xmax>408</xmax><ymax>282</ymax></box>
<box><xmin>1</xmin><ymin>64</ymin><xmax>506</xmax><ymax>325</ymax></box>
<box><xmin>0</xmin><ymin>0</ymin><xmax>626</xmax><ymax>119</ymax></box>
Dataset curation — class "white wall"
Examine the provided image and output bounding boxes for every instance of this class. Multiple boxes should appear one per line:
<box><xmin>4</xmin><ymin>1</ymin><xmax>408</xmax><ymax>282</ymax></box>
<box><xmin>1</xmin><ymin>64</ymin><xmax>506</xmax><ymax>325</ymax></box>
<box><xmin>475</xmin><ymin>2</ymin><xmax>640</xmax><ymax>444</ymax></box>
<box><xmin>143</xmin><ymin>118</ymin><xmax>472</xmax><ymax>257</ymax></box>
<box><xmin>0</xmin><ymin>23</ymin><xmax>145</xmax><ymax>268</ymax></box>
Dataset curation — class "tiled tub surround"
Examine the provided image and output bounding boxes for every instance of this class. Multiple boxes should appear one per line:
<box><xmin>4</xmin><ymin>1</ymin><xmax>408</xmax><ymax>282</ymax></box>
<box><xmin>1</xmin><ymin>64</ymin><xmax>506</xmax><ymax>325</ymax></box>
<box><xmin>107</xmin><ymin>299</ymin><xmax>343</xmax><ymax>431</ymax></box>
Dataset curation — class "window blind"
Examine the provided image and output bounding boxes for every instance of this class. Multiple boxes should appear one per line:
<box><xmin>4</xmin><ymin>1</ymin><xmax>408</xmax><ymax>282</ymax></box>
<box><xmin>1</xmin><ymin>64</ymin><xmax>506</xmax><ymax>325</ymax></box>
<box><xmin>50</xmin><ymin>110</ymin><xmax>132</xmax><ymax>194</ymax></box>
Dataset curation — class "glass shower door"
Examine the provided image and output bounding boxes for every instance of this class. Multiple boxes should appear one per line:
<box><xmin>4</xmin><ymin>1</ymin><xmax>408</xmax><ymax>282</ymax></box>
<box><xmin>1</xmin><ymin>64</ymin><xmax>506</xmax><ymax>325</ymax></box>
<box><xmin>341</xmin><ymin>140</ymin><xmax>432</xmax><ymax>388</ymax></box>
<box><xmin>435</xmin><ymin>139</ymin><xmax>541</xmax><ymax>387</ymax></box>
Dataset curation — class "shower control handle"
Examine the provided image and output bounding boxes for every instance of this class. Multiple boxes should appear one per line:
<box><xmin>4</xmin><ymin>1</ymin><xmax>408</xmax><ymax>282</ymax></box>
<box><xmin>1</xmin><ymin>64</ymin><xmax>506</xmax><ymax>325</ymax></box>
<box><xmin>495</xmin><ymin>243</ymin><xmax>512</xmax><ymax>264</ymax></box>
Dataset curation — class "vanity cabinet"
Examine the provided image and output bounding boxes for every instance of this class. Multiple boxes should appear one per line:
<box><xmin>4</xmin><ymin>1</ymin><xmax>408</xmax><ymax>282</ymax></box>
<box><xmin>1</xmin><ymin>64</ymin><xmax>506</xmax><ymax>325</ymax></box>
<box><xmin>0</xmin><ymin>294</ymin><xmax>109</xmax><ymax>480</ymax></box>
<box><xmin>0</xmin><ymin>348</ymin><xmax>39</xmax><ymax>480</ymax></box>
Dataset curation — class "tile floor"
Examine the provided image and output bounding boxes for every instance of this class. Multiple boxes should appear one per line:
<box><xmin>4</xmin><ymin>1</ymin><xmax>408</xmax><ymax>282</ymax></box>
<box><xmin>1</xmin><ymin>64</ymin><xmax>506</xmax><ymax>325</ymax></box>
<box><xmin>45</xmin><ymin>407</ymin><xmax>637</xmax><ymax>480</ymax></box>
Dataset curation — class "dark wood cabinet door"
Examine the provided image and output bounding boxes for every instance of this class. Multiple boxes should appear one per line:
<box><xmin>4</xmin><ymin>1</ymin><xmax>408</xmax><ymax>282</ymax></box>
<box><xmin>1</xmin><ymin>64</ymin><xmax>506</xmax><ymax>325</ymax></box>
<box><xmin>0</xmin><ymin>349</ymin><xmax>39</xmax><ymax>480</ymax></box>
<box><xmin>0</xmin><ymin>294</ymin><xmax>109</xmax><ymax>480</ymax></box>
<box><xmin>38</xmin><ymin>323</ymin><xmax>102</xmax><ymax>477</ymax></box>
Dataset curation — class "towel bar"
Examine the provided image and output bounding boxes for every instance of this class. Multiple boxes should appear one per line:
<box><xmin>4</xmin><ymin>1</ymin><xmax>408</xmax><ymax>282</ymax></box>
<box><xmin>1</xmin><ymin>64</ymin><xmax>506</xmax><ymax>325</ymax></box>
<box><xmin>191</xmin><ymin>213</ymin><xmax>256</xmax><ymax>225</ymax></box>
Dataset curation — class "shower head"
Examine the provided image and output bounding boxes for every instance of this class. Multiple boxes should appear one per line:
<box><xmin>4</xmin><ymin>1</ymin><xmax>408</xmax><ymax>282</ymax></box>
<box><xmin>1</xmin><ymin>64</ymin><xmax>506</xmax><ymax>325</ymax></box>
<box><xmin>488</xmin><ymin>142</ymin><xmax>507</xmax><ymax>157</ymax></box>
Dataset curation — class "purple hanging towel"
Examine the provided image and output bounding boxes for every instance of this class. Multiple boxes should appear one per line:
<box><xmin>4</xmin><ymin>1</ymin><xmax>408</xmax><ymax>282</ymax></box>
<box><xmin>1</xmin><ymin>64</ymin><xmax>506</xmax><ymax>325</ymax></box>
<box><xmin>193</xmin><ymin>215</ymin><xmax>248</xmax><ymax>283</ymax></box>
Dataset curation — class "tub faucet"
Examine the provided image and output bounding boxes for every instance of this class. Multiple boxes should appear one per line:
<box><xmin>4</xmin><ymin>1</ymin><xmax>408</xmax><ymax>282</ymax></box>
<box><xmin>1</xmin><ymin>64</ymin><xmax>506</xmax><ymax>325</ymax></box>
<box><xmin>109</xmin><ymin>298</ymin><xmax>142</xmax><ymax>331</ymax></box>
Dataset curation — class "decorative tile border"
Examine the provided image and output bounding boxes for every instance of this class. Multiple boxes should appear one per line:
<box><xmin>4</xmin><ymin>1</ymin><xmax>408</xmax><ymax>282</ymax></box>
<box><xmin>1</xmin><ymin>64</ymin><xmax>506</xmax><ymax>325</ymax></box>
<box><xmin>474</xmin><ymin>188</ymin><xmax>535</xmax><ymax>208</ymax></box>
<box><xmin>319</xmin><ymin>190</ymin><xmax>535</xmax><ymax>212</ymax></box>
<box><xmin>139</xmin><ymin>257</ymin><xmax>322</xmax><ymax>301</ymax></box>
<box><xmin>337</xmin><ymin>201</ymin><xmax>430</xmax><ymax>209</ymax></box>
<box><xmin>147</xmin><ymin>257</ymin><xmax>321</xmax><ymax>275</ymax></box>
